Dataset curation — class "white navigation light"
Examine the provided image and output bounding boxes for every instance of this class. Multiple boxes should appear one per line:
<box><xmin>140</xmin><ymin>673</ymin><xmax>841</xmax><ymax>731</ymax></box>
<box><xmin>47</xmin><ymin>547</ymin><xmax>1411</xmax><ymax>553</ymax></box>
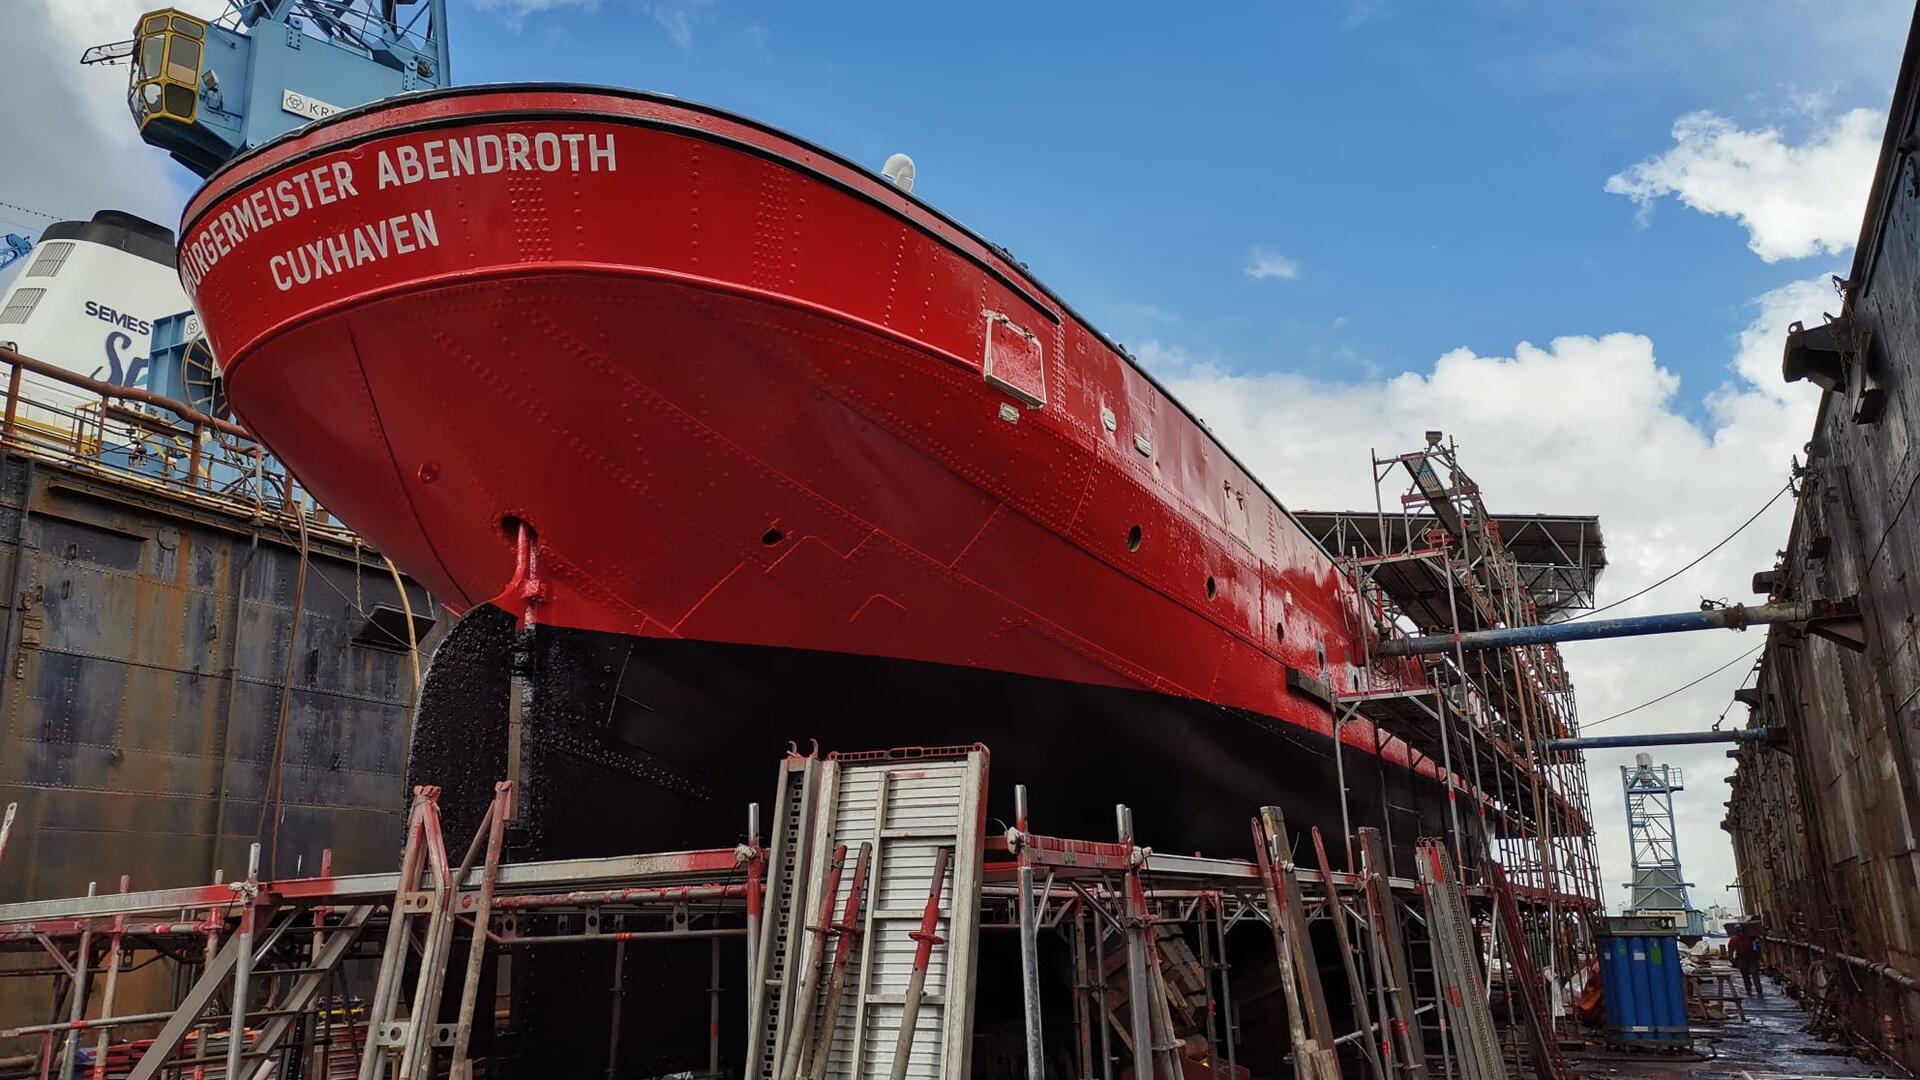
<box><xmin>882</xmin><ymin>153</ymin><xmax>916</xmax><ymax>193</ymax></box>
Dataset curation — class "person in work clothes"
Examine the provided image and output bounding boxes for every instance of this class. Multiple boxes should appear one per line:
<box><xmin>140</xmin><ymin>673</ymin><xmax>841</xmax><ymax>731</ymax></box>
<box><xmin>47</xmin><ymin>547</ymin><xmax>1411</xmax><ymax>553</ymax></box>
<box><xmin>1727</xmin><ymin>923</ymin><xmax>1763</xmax><ymax>997</ymax></box>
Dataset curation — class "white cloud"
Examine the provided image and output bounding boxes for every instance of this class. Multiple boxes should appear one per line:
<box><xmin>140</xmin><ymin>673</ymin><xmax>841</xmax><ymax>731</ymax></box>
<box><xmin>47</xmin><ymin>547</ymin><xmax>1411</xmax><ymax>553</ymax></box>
<box><xmin>1243</xmin><ymin>247</ymin><xmax>1303</xmax><ymax>281</ymax></box>
<box><xmin>1148</xmin><ymin>275</ymin><xmax>1833</xmax><ymax>912</ymax></box>
<box><xmin>1605</xmin><ymin>108</ymin><xmax>1882</xmax><ymax>262</ymax></box>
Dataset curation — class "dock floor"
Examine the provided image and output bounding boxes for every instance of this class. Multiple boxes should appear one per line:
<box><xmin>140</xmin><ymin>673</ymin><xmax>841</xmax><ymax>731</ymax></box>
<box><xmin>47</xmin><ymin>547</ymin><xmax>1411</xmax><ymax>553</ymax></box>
<box><xmin>1569</xmin><ymin>975</ymin><xmax>1901</xmax><ymax>1079</ymax></box>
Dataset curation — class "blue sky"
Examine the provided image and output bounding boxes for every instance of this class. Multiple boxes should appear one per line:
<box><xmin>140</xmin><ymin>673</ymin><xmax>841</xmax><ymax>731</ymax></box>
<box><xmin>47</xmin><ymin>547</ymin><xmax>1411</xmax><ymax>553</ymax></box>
<box><xmin>438</xmin><ymin>0</ymin><xmax>1903</xmax><ymax>414</ymax></box>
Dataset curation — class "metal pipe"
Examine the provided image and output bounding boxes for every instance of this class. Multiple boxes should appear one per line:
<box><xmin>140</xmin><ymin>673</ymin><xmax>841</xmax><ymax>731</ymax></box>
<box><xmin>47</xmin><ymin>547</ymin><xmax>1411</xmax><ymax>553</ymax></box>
<box><xmin>88</xmin><ymin>878</ymin><xmax>129</xmax><ymax>1080</ymax></box>
<box><xmin>56</xmin><ymin>882</ymin><xmax>96</xmax><ymax>1080</ymax></box>
<box><xmin>777</xmin><ymin>843</ymin><xmax>848</xmax><ymax>1080</ymax></box>
<box><xmin>1211</xmin><ymin>895</ymin><xmax>1238</xmax><ymax>1080</ymax></box>
<box><xmin>1309</xmin><ymin>830</ymin><xmax>1385</xmax><ymax>1080</ymax></box>
<box><xmin>605</xmin><ymin>938</ymin><xmax>626</xmax><ymax>1080</ymax></box>
<box><xmin>1194</xmin><ymin>895</ymin><xmax>1221</xmax><ymax>1080</ymax></box>
<box><xmin>890</xmin><ymin>846</ymin><xmax>952</xmax><ymax>1080</ymax></box>
<box><xmin>1545</xmin><ymin>729</ymin><xmax>1767</xmax><ymax>751</ymax></box>
<box><xmin>492</xmin><ymin>882</ymin><xmax>752</xmax><ymax>910</ymax></box>
<box><xmin>1762</xmin><ymin>935</ymin><xmax>1920</xmax><ymax>992</ymax></box>
<box><xmin>2</xmin><ymin>364</ymin><xmax>21</xmax><ymax>442</ymax></box>
<box><xmin>1373</xmin><ymin>600</ymin><xmax>1850</xmax><ymax>657</ymax></box>
<box><xmin>1092</xmin><ymin>892</ymin><xmax>1115</xmax><ymax>1080</ymax></box>
<box><xmin>5</xmin><ymin>1009</ymin><xmax>180</xmax><ymax>1038</ymax></box>
<box><xmin>1332</xmin><ymin>705</ymin><xmax>1354</xmax><ymax>874</ymax></box>
<box><xmin>0</xmin><ymin>348</ymin><xmax>253</xmax><ymax>440</ymax></box>
<box><xmin>451</xmin><ymin>782</ymin><xmax>511</xmax><ymax>1077</ymax></box>
<box><xmin>807</xmin><ymin>841</ymin><xmax>872</xmax><ymax>1080</ymax></box>
<box><xmin>1117</xmin><ymin>807</ymin><xmax>1154</xmax><ymax>1080</ymax></box>
<box><xmin>1072</xmin><ymin>907</ymin><xmax>1095</xmax><ymax>1080</ymax></box>
<box><xmin>1015</xmin><ymin>786</ymin><xmax>1046</xmax><ymax>1080</ymax></box>
<box><xmin>498</xmin><ymin>927</ymin><xmax>747</xmax><ymax>946</ymax></box>
<box><xmin>225</xmin><ymin>846</ymin><xmax>260</xmax><ymax>1080</ymax></box>
<box><xmin>358</xmin><ymin>795</ymin><xmax>431</xmax><ymax>1080</ymax></box>
<box><xmin>745</xmin><ymin>802</ymin><xmax>762</xmax><ymax>971</ymax></box>
<box><xmin>709</xmin><ymin>936</ymin><xmax>722</xmax><ymax>1080</ymax></box>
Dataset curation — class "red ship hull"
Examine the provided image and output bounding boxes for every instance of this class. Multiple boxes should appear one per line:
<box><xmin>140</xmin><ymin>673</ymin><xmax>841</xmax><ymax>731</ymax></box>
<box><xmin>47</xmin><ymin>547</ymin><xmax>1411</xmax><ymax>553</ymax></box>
<box><xmin>180</xmin><ymin>83</ymin><xmax>1466</xmax><ymax>1075</ymax></box>
<box><xmin>182</xmin><ymin>85</ymin><xmax>1440</xmax><ymax>776</ymax></box>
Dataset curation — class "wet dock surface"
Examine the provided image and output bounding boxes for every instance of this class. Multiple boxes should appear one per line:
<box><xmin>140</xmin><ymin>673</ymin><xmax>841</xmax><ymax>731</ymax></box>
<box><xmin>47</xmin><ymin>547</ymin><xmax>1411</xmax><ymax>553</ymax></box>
<box><xmin>1569</xmin><ymin>976</ymin><xmax>1902</xmax><ymax>1079</ymax></box>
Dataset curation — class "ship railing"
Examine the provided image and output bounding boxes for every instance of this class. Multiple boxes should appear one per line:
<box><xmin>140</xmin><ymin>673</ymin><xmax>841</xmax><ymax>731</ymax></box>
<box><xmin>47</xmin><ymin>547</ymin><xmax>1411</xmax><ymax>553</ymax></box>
<box><xmin>0</xmin><ymin>346</ymin><xmax>360</xmax><ymax>545</ymax></box>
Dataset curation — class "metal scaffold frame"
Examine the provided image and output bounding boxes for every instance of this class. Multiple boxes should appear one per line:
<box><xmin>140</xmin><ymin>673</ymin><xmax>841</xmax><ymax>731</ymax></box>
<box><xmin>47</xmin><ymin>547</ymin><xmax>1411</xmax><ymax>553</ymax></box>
<box><xmin>1306</xmin><ymin>435</ymin><xmax>1606</xmax><ymax>999</ymax></box>
<box><xmin>0</xmin><ymin>780</ymin><xmax>763</xmax><ymax>1080</ymax></box>
<box><xmin>1620</xmin><ymin>758</ymin><xmax>1692</xmax><ymax>916</ymax></box>
<box><xmin>1</xmin><ymin>739</ymin><xmax>1582</xmax><ymax>1080</ymax></box>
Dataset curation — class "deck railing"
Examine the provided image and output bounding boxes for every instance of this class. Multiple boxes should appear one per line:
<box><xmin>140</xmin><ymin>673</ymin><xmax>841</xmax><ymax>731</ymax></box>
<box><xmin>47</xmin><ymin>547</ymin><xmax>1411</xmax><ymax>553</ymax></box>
<box><xmin>0</xmin><ymin>345</ymin><xmax>359</xmax><ymax>544</ymax></box>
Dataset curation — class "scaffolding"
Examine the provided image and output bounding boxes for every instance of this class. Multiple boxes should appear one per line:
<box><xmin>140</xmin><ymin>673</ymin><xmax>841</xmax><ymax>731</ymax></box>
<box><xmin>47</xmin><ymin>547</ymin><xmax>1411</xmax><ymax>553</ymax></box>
<box><xmin>1296</xmin><ymin>435</ymin><xmax>1607</xmax><ymax>990</ymax></box>
<box><xmin>0</xmin><ymin>739</ymin><xmax>1591</xmax><ymax>1080</ymax></box>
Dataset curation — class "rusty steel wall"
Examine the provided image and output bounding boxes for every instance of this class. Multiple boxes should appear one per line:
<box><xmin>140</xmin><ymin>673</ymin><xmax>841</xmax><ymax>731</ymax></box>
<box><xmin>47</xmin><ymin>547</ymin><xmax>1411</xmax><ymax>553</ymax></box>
<box><xmin>0</xmin><ymin>449</ymin><xmax>443</xmax><ymax>1045</ymax></box>
<box><xmin>1727</xmin><ymin>18</ymin><xmax>1920</xmax><ymax>1068</ymax></box>
<box><xmin>0</xmin><ymin>457</ymin><xmax>441</xmax><ymax>898</ymax></box>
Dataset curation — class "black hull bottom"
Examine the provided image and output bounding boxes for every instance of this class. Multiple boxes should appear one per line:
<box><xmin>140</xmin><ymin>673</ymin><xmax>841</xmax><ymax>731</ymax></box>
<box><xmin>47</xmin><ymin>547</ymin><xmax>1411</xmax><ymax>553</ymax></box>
<box><xmin>405</xmin><ymin>605</ymin><xmax>1458</xmax><ymax>1076</ymax></box>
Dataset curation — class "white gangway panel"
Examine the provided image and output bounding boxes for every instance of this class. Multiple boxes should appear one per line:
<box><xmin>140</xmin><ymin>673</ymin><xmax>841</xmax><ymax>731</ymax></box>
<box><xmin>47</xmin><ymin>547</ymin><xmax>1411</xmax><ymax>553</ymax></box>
<box><xmin>754</xmin><ymin>746</ymin><xmax>987</xmax><ymax>1080</ymax></box>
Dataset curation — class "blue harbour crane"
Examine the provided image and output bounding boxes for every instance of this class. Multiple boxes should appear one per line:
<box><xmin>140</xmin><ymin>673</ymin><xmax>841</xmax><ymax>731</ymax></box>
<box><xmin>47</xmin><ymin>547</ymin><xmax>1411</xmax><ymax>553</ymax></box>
<box><xmin>64</xmin><ymin>2</ymin><xmax>451</xmax><ymax>469</ymax></box>
<box><xmin>84</xmin><ymin>0</ymin><xmax>451</xmax><ymax>177</ymax></box>
<box><xmin>0</xmin><ymin>235</ymin><xmax>33</xmax><ymax>274</ymax></box>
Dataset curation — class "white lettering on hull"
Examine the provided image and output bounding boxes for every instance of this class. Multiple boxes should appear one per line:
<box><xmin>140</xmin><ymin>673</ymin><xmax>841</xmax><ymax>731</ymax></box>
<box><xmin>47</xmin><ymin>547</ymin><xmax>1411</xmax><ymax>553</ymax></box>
<box><xmin>267</xmin><ymin>211</ymin><xmax>442</xmax><ymax>292</ymax></box>
<box><xmin>183</xmin><ymin>127</ymin><xmax>617</xmax><ymax>295</ymax></box>
<box><xmin>372</xmin><ymin>132</ymin><xmax>617</xmax><ymax>189</ymax></box>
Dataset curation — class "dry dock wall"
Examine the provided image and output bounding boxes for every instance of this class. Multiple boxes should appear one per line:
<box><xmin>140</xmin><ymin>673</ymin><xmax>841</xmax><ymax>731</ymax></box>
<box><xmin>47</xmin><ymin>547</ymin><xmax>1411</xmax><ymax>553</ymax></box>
<box><xmin>0</xmin><ymin>457</ymin><xmax>440</xmax><ymax>899</ymax></box>
<box><xmin>1725</xmin><ymin>22</ymin><xmax>1920</xmax><ymax>1069</ymax></box>
<box><xmin>0</xmin><ymin>452</ymin><xmax>441</xmax><ymax>1046</ymax></box>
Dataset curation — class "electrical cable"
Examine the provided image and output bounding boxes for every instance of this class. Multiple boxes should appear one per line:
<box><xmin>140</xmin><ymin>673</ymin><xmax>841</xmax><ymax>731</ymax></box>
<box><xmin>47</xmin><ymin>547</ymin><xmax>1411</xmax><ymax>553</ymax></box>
<box><xmin>259</xmin><ymin>504</ymin><xmax>312</xmax><ymax>873</ymax></box>
<box><xmin>263</xmin><ymin>508</ymin><xmax>396</xmax><ymax>629</ymax></box>
<box><xmin>1704</xmin><ymin>660</ymin><xmax>1764</xmax><ymax>734</ymax></box>
<box><xmin>1579</xmin><ymin>642</ymin><xmax>1764</xmax><ymax>731</ymax></box>
<box><xmin>1564</xmin><ymin>479</ymin><xmax>1794</xmax><ymax>622</ymax></box>
<box><xmin>0</xmin><ymin>199</ymin><xmax>63</xmax><ymax>223</ymax></box>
